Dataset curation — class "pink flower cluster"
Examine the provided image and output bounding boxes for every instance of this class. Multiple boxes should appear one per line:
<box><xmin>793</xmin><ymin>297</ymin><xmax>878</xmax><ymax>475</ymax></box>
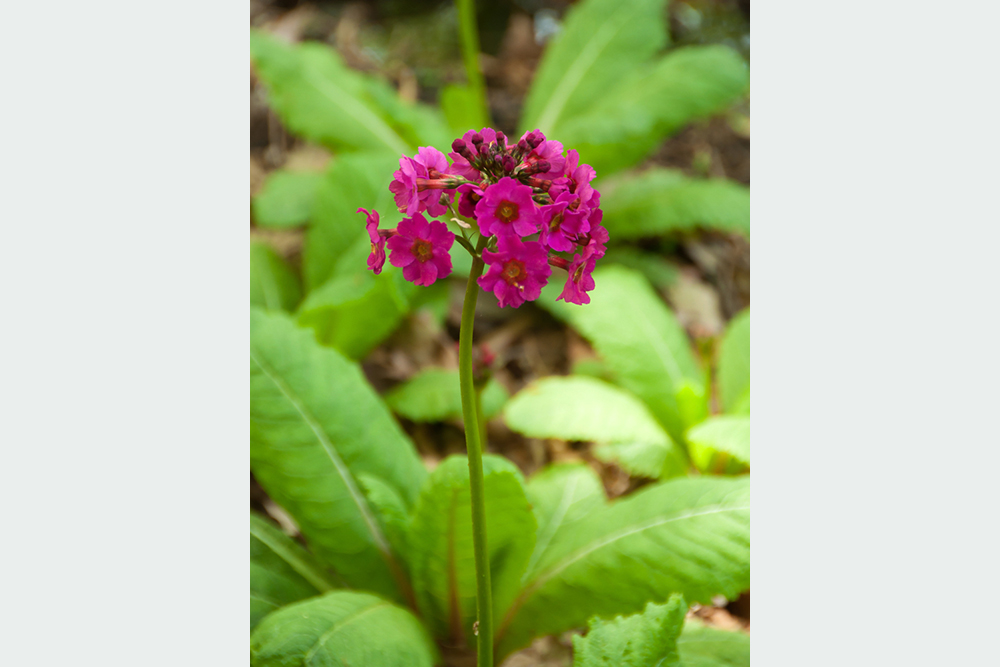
<box><xmin>361</xmin><ymin>128</ymin><xmax>607</xmax><ymax>307</ymax></box>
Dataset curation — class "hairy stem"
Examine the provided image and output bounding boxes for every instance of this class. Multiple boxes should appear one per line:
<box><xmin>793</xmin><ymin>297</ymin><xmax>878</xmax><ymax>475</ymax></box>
<box><xmin>459</xmin><ymin>245</ymin><xmax>493</xmax><ymax>667</ymax></box>
<box><xmin>454</xmin><ymin>0</ymin><xmax>491</xmax><ymax>126</ymax></box>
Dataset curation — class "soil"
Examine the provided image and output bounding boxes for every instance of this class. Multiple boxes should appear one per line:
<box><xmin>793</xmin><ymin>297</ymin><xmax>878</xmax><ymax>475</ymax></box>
<box><xmin>250</xmin><ymin>2</ymin><xmax>750</xmax><ymax>664</ymax></box>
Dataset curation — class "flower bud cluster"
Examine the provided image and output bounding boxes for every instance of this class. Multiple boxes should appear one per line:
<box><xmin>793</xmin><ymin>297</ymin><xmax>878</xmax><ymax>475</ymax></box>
<box><xmin>362</xmin><ymin>128</ymin><xmax>607</xmax><ymax>306</ymax></box>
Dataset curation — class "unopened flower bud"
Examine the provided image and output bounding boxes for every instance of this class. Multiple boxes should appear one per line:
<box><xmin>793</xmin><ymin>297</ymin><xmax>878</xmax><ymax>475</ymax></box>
<box><xmin>452</xmin><ymin>138</ymin><xmax>472</xmax><ymax>160</ymax></box>
<box><xmin>526</xmin><ymin>130</ymin><xmax>545</xmax><ymax>149</ymax></box>
<box><xmin>470</xmin><ymin>132</ymin><xmax>484</xmax><ymax>147</ymax></box>
<box><xmin>496</xmin><ymin>132</ymin><xmax>507</xmax><ymax>152</ymax></box>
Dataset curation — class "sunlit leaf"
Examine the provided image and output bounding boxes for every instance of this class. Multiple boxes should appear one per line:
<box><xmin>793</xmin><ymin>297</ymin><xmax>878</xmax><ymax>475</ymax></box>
<box><xmin>250</xmin><ymin>591</ymin><xmax>438</xmax><ymax>667</ymax></box>
<box><xmin>677</xmin><ymin>619</ymin><xmax>750</xmax><ymax>667</ymax></box>
<box><xmin>572</xmin><ymin>595</ymin><xmax>687</xmax><ymax>667</ymax></box>
<box><xmin>250</xmin><ymin>309</ymin><xmax>426</xmax><ymax>602</ymax></box>
<box><xmin>495</xmin><ymin>476</ymin><xmax>750</xmax><ymax>659</ymax></box>
<box><xmin>717</xmin><ymin>309</ymin><xmax>750</xmax><ymax>413</ymax></box>
<box><xmin>252</xmin><ymin>170</ymin><xmax>324</xmax><ymax>229</ymax></box>
<box><xmin>250</xmin><ymin>241</ymin><xmax>301</xmax><ymax>312</ymax></box>
<box><xmin>385</xmin><ymin>368</ymin><xmax>509</xmax><ymax>423</ymax></box>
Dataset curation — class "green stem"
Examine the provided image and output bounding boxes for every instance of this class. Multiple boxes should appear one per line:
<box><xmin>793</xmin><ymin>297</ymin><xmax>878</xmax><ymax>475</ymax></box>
<box><xmin>459</xmin><ymin>249</ymin><xmax>493</xmax><ymax>667</ymax></box>
<box><xmin>454</xmin><ymin>0</ymin><xmax>491</xmax><ymax>125</ymax></box>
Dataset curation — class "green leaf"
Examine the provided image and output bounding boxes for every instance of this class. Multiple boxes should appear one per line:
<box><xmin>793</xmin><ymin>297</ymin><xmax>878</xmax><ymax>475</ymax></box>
<box><xmin>520</xmin><ymin>0</ymin><xmax>667</xmax><ymax>135</ymax></box>
<box><xmin>297</xmin><ymin>235</ymin><xmax>414</xmax><ymax>360</ymax></box>
<box><xmin>601</xmin><ymin>169</ymin><xmax>750</xmax><ymax>240</ymax></box>
<box><xmin>559</xmin><ymin>46</ymin><xmax>749</xmax><ymax>175</ymax></box>
<box><xmin>407</xmin><ymin>455</ymin><xmax>536</xmax><ymax>645</ymax></box>
<box><xmin>603</xmin><ymin>247</ymin><xmax>679</xmax><ymax>290</ymax></box>
<box><xmin>572</xmin><ymin>595</ymin><xmax>687</xmax><ymax>667</ymax></box>
<box><xmin>677</xmin><ymin>620</ymin><xmax>750</xmax><ymax>667</ymax></box>
<box><xmin>717</xmin><ymin>309</ymin><xmax>749</xmax><ymax>414</ymax></box>
<box><xmin>250</xmin><ymin>309</ymin><xmax>426</xmax><ymax>602</ymax></box>
<box><xmin>538</xmin><ymin>265</ymin><xmax>703</xmax><ymax>443</ymax></box>
<box><xmin>250</xmin><ymin>591</ymin><xmax>438</xmax><ymax>667</ymax></box>
<box><xmin>440</xmin><ymin>84</ymin><xmax>489</xmax><ymax>136</ymax></box>
<box><xmin>524</xmin><ymin>463</ymin><xmax>606</xmax><ymax>580</ymax></box>
<box><xmin>504</xmin><ymin>376</ymin><xmax>687</xmax><ymax>479</ymax></box>
<box><xmin>252</xmin><ymin>170</ymin><xmax>324</xmax><ymax>229</ymax></box>
<box><xmin>250</xmin><ymin>512</ymin><xmax>337</xmax><ymax>630</ymax></box>
<box><xmin>251</xmin><ymin>241</ymin><xmax>302</xmax><ymax>313</ymax></box>
<box><xmin>687</xmin><ymin>416</ymin><xmax>750</xmax><ymax>470</ymax></box>
<box><xmin>304</xmin><ymin>152</ymin><xmax>400</xmax><ymax>291</ymax></box>
<box><xmin>495</xmin><ymin>476</ymin><xmax>750</xmax><ymax>659</ymax></box>
<box><xmin>250</xmin><ymin>31</ymin><xmax>447</xmax><ymax>154</ymax></box>
<box><xmin>385</xmin><ymin>368</ymin><xmax>508</xmax><ymax>423</ymax></box>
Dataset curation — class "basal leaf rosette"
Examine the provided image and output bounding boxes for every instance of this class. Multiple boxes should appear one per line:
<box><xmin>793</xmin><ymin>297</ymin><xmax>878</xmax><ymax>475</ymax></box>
<box><xmin>359</xmin><ymin>128</ymin><xmax>609</xmax><ymax>304</ymax></box>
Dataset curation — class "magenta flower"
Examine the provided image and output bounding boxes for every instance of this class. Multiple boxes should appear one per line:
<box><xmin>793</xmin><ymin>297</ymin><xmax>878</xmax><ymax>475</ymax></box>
<box><xmin>457</xmin><ymin>183</ymin><xmax>483</xmax><ymax>218</ymax></box>
<box><xmin>388</xmin><ymin>147</ymin><xmax>452</xmax><ymax>218</ymax></box>
<box><xmin>359</xmin><ymin>207</ymin><xmax>387</xmax><ymax>274</ymax></box>
<box><xmin>479</xmin><ymin>235</ymin><xmax>551</xmax><ymax>308</ymax></box>
<box><xmin>475</xmin><ymin>177</ymin><xmax>541</xmax><ymax>238</ymax></box>
<box><xmin>540</xmin><ymin>192</ymin><xmax>592</xmax><ymax>252</ymax></box>
<box><xmin>386</xmin><ymin>212</ymin><xmax>454</xmax><ymax>286</ymax></box>
<box><xmin>557</xmin><ymin>242</ymin><xmax>600</xmax><ymax>305</ymax></box>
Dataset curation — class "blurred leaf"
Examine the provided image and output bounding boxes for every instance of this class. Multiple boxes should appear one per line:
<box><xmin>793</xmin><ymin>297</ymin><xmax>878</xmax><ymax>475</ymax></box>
<box><xmin>520</xmin><ymin>0</ymin><xmax>667</xmax><ymax>135</ymax></box>
<box><xmin>572</xmin><ymin>595</ymin><xmax>687</xmax><ymax>667</ymax></box>
<box><xmin>504</xmin><ymin>376</ymin><xmax>687</xmax><ymax>478</ymax></box>
<box><xmin>250</xmin><ymin>591</ymin><xmax>438</xmax><ymax>667</ymax></box>
<box><xmin>687</xmin><ymin>415</ymin><xmax>750</xmax><ymax>468</ymax></box>
<box><xmin>385</xmin><ymin>368</ymin><xmax>508</xmax><ymax>423</ymax></box>
<box><xmin>250</xmin><ymin>241</ymin><xmax>301</xmax><ymax>312</ymax></box>
<box><xmin>602</xmin><ymin>247</ymin><xmax>679</xmax><ymax>290</ymax></box>
<box><xmin>570</xmin><ymin>357</ymin><xmax>616</xmax><ymax>382</ymax></box>
<box><xmin>538</xmin><ymin>266</ymin><xmax>704</xmax><ymax>443</ymax></box>
<box><xmin>717</xmin><ymin>309</ymin><xmax>750</xmax><ymax>413</ymax></box>
<box><xmin>496</xmin><ymin>476</ymin><xmax>750</xmax><ymax>660</ymax></box>
<box><xmin>250</xmin><ymin>512</ymin><xmax>336</xmax><ymax>631</ymax></box>
<box><xmin>440</xmin><ymin>84</ymin><xmax>489</xmax><ymax>136</ymax></box>
<box><xmin>305</xmin><ymin>152</ymin><xmax>400</xmax><ymax>291</ymax></box>
<box><xmin>356</xmin><ymin>474</ymin><xmax>411</xmax><ymax>573</ymax></box>
<box><xmin>252</xmin><ymin>170</ymin><xmax>324</xmax><ymax>229</ymax></box>
<box><xmin>250</xmin><ymin>31</ymin><xmax>447</xmax><ymax>154</ymax></box>
<box><xmin>677</xmin><ymin>620</ymin><xmax>751</xmax><ymax>667</ymax></box>
<box><xmin>601</xmin><ymin>169</ymin><xmax>750</xmax><ymax>240</ymax></box>
<box><xmin>524</xmin><ymin>463</ymin><xmax>606</xmax><ymax>580</ymax></box>
<box><xmin>250</xmin><ymin>309</ymin><xmax>426</xmax><ymax>602</ymax></box>
<box><xmin>560</xmin><ymin>46</ymin><xmax>749</xmax><ymax>175</ymax></box>
<box><xmin>297</xmin><ymin>235</ymin><xmax>414</xmax><ymax>360</ymax></box>
<box><xmin>408</xmin><ymin>455</ymin><xmax>536</xmax><ymax>645</ymax></box>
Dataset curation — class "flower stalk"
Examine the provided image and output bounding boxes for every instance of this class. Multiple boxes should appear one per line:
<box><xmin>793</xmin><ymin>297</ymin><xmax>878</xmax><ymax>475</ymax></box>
<box><xmin>458</xmin><ymin>236</ymin><xmax>493</xmax><ymax>667</ymax></box>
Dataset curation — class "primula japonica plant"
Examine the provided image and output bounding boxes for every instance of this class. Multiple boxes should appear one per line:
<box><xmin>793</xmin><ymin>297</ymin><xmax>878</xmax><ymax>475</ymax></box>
<box><xmin>353</xmin><ymin>127</ymin><xmax>608</xmax><ymax>666</ymax></box>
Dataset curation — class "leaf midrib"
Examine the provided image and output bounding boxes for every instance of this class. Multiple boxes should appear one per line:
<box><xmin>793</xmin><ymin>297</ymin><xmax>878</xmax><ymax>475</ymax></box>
<box><xmin>302</xmin><ymin>601</ymin><xmax>390</xmax><ymax>664</ymax></box>
<box><xmin>531</xmin><ymin>2</ymin><xmax>650</xmax><ymax>132</ymax></box>
<box><xmin>251</xmin><ymin>520</ymin><xmax>336</xmax><ymax>593</ymax></box>
<box><xmin>249</xmin><ymin>345</ymin><xmax>396</xmax><ymax>574</ymax></box>
<box><xmin>524</xmin><ymin>474</ymin><xmax>581</xmax><ymax>578</ymax></box>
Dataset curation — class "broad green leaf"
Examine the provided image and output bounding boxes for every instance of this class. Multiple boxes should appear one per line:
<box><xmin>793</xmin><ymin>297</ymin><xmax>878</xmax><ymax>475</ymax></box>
<box><xmin>252</xmin><ymin>170</ymin><xmax>324</xmax><ymax>229</ymax></box>
<box><xmin>559</xmin><ymin>46</ymin><xmax>749</xmax><ymax>175</ymax></box>
<box><xmin>603</xmin><ymin>247</ymin><xmax>679</xmax><ymax>290</ymax></box>
<box><xmin>495</xmin><ymin>476</ymin><xmax>750</xmax><ymax>659</ymax></box>
<box><xmin>601</xmin><ymin>169</ymin><xmax>750</xmax><ymax>240</ymax></box>
<box><xmin>304</xmin><ymin>152</ymin><xmax>400</xmax><ymax>291</ymax></box>
<box><xmin>687</xmin><ymin>416</ymin><xmax>750</xmax><ymax>470</ymax></box>
<box><xmin>356</xmin><ymin>474</ymin><xmax>411</xmax><ymax>572</ymax></box>
<box><xmin>524</xmin><ymin>463</ymin><xmax>606</xmax><ymax>580</ymax></box>
<box><xmin>440</xmin><ymin>84</ymin><xmax>490</xmax><ymax>136</ymax></box>
<box><xmin>504</xmin><ymin>376</ymin><xmax>687</xmax><ymax>479</ymax></box>
<box><xmin>384</xmin><ymin>368</ymin><xmax>509</xmax><ymax>423</ymax></box>
<box><xmin>250</xmin><ymin>512</ymin><xmax>337</xmax><ymax>630</ymax></box>
<box><xmin>538</xmin><ymin>266</ymin><xmax>703</xmax><ymax>443</ymax></box>
<box><xmin>297</xmin><ymin>235</ymin><xmax>414</xmax><ymax>360</ymax></box>
<box><xmin>250</xmin><ymin>309</ymin><xmax>426</xmax><ymax>602</ymax></box>
<box><xmin>593</xmin><ymin>440</ymin><xmax>685</xmax><ymax>480</ymax></box>
<box><xmin>408</xmin><ymin>455</ymin><xmax>536</xmax><ymax>645</ymax></box>
<box><xmin>572</xmin><ymin>595</ymin><xmax>687</xmax><ymax>667</ymax></box>
<box><xmin>250</xmin><ymin>241</ymin><xmax>301</xmax><ymax>312</ymax></box>
<box><xmin>250</xmin><ymin>31</ymin><xmax>448</xmax><ymax>154</ymax></box>
<box><xmin>250</xmin><ymin>591</ymin><xmax>438</xmax><ymax>667</ymax></box>
<box><xmin>520</xmin><ymin>0</ymin><xmax>667</xmax><ymax>134</ymax></box>
<box><xmin>717</xmin><ymin>309</ymin><xmax>749</xmax><ymax>413</ymax></box>
<box><xmin>677</xmin><ymin>620</ymin><xmax>750</xmax><ymax>667</ymax></box>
